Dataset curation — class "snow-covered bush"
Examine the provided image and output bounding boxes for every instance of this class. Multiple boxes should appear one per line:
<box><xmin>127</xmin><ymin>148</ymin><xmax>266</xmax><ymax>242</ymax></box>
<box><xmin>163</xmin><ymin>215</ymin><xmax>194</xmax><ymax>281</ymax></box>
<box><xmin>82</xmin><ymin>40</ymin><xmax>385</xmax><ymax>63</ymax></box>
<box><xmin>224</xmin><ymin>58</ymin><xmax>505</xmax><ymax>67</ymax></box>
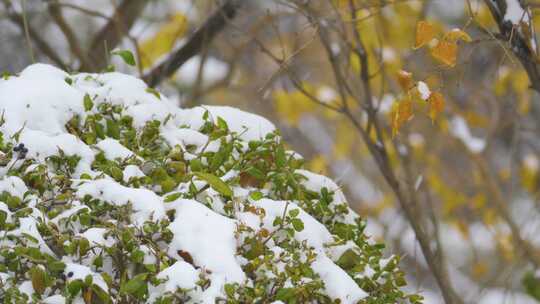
<box><xmin>0</xmin><ymin>64</ymin><xmax>419</xmax><ymax>303</ymax></box>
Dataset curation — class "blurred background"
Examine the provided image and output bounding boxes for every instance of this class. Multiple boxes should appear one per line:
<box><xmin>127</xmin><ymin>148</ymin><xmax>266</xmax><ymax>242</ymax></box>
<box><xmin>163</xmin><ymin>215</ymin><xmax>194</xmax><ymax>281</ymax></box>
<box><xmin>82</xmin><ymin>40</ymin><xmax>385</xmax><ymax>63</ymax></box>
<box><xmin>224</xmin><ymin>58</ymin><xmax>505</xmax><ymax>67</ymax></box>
<box><xmin>2</xmin><ymin>0</ymin><xmax>540</xmax><ymax>303</ymax></box>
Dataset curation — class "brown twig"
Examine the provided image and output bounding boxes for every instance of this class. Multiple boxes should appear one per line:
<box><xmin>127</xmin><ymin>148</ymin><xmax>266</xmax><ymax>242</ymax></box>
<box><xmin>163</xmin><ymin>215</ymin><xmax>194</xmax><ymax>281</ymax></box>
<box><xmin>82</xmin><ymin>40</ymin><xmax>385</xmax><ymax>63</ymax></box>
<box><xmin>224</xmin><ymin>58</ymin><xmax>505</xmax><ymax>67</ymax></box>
<box><xmin>143</xmin><ymin>0</ymin><xmax>243</xmax><ymax>87</ymax></box>
<box><xmin>483</xmin><ymin>0</ymin><xmax>540</xmax><ymax>93</ymax></box>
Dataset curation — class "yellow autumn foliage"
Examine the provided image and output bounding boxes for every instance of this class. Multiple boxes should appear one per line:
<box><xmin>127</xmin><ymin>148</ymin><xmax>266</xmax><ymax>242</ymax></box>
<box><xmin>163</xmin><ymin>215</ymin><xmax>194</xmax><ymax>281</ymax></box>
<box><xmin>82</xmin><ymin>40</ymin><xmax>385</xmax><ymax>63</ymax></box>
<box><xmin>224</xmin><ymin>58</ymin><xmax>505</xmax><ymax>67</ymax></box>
<box><xmin>138</xmin><ymin>13</ymin><xmax>188</xmax><ymax>68</ymax></box>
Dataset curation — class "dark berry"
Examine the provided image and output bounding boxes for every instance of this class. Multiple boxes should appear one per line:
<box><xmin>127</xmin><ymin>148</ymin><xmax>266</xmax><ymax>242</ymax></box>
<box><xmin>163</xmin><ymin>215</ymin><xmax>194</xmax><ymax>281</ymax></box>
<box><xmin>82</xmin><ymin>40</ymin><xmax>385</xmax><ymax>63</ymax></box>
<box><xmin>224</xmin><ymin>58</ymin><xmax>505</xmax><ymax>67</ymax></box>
<box><xmin>13</xmin><ymin>146</ymin><xmax>19</xmax><ymax>152</ymax></box>
<box><xmin>67</xmin><ymin>271</ymin><xmax>74</xmax><ymax>278</ymax></box>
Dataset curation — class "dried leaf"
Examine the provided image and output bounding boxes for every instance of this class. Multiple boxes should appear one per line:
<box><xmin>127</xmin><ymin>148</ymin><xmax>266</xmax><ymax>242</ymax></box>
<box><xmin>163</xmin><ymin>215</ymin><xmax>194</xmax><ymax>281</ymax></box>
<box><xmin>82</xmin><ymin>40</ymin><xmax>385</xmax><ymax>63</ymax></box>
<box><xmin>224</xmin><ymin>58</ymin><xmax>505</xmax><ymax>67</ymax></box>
<box><xmin>414</xmin><ymin>21</ymin><xmax>436</xmax><ymax>49</ymax></box>
<box><xmin>391</xmin><ymin>98</ymin><xmax>413</xmax><ymax>136</ymax></box>
<box><xmin>444</xmin><ymin>29</ymin><xmax>472</xmax><ymax>42</ymax></box>
<box><xmin>397</xmin><ymin>70</ymin><xmax>414</xmax><ymax>91</ymax></box>
<box><xmin>431</xmin><ymin>40</ymin><xmax>457</xmax><ymax>67</ymax></box>
<box><xmin>177</xmin><ymin>250</ymin><xmax>194</xmax><ymax>265</ymax></box>
<box><xmin>428</xmin><ymin>91</ymin><xmax>445</xmax><ymax>121</ymax></box>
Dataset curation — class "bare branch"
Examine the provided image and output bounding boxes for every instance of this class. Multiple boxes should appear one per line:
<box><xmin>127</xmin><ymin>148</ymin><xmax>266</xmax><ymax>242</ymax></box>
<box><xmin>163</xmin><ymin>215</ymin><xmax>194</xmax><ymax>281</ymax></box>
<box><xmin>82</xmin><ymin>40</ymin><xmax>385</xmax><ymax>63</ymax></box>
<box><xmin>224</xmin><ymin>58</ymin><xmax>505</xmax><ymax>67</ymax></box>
<box><xmin>143</xmin><ymin>0</ymin><xmax>242</xmax><ymax>87</ymax></box>
<box><xmin>483</xmin><ymin>0</ymin><xmax>540</xmax><ymax>93</ymax></box>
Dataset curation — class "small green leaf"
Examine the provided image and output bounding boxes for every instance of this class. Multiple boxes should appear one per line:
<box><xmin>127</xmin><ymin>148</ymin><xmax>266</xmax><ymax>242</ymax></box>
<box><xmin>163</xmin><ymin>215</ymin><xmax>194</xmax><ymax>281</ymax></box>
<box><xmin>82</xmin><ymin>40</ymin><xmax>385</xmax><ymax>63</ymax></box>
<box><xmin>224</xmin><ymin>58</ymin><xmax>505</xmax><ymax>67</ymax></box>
<box><xmin>83</xmin><ymin>94</ymin><xmax>94</xmax><ymax>111</ymax></box>
<box><xmin>112</xmin><ymin>49</ymin><xmax>136</xmax><ymax>66</ymax></box>
<box><xmin>48</xmin><ymin>260</ymin><xmax>66</xmax><ymax>272</ymax></box>
<box><xmin>67</xmin><ymin>280</ymin><xmax>84</xmax><ymax>297</ymax></box>
<box><xmin>145</xmin><ymin>88</ymin><xmax>161</xmax><ymax>100</ymax></box>
<box><xmin>194</xmin><ymin>172</ymin><xmax>233</xmax><ymax>197</ymax></box>
<box><xmin>288</xmin><ymin>209</ymin><xmax>300</xmax><ymax>218</ymax></box>
<box><xmin>217</xmin><ymin>116</ymin><xmax>228</xmax><ymax>131</ymax></box>
<box><xmin>290</xmin><ymin>218</ymin><xmax>304</xmax><ymax>232</ymax></box>
<box><xmin>29</xmin><ymin>266</ymin><xmax>47</xmax><ymax>295</ymax></box>
<box><xmin>249</xmin><ymin>191</ymin><xmax>263</xmax><ymax>201</ymax></box>
<box><xmin>106</xmin><ymin>119</ymin><xmax>120</xmax><ymax>139</ymax></box>
<box><xmin>276</xmin><ymin>288</ymin><xmax>296</xmax><ymax>301</ymax></box>
<box><xmin>275</xmin><ymin>145</ymin><xmax>287</xmax><ymax>168</ymax></box>
<box><xmin>164</xmin><ymin>192</ymin><xmax>182</xmax><ymax>202</ymax></box>
<box><xmin>120</xmin><ymin>273</ymin><xmax>148</xmax><ymax>296</ymax></box>
<box><xmin>336</xmin><ymin>249</ymin><xmax>360</xmax><ymax>270</ymax></box>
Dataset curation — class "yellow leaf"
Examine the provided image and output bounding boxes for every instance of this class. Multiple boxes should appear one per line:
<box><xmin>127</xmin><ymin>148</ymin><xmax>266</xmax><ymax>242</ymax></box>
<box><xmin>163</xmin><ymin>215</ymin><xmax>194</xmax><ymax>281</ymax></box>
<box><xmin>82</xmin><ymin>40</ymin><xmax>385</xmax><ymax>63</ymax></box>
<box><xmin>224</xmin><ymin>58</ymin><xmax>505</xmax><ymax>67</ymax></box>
<box><xmin>391</xmin><ymin>98</ymin><xmax>413</xmax><ymax>136</ymax></box>
<box><xmin>307</xmin><ymin>154</ymin><xmax>328</xmax><ymax>175</ymax></box>
<box><xmin>444</xmin><ymin>28</ymin><xmax>472</xmax><ymax>42</ymax></box>
<box><xmin>396</xmin><ymin>70</ymin><xmax>413</xmax><ymax>91</ymax></box>
<box><xmin>273</xmin><ymin>88</ymin><xmax>315</xmax><ymax>126</ymax></box>
<box><xmin>414</xmin><ymin>21</ymin><xmax>436</xmax><ymax>49</ymax></box>
<box><xmin>428</xmin><ymin>91</ymin><xmax>445</xmax><ymax>121</ymax></box>
<box><xmin>430</xmin><ymin>40</ymin><xmax>457</xmax><ymax>67</ymax></box>
<box><xmin>139</xmin><ymin>13</ymin><xmax>188</xmax><ymax>68</ymax></box>
<box><xmin>472</xmin><ymin>261</ymin><xmax>489</xmax><ymax>279</ymax></box>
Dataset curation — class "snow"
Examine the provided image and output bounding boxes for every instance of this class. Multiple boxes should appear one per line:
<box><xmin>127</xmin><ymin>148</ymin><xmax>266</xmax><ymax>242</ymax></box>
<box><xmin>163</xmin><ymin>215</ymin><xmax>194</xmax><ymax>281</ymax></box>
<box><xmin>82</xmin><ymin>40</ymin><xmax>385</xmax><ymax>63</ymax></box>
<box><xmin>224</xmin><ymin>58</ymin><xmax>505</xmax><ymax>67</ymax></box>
<box><xmin>42</xmin><ymin>295</ymin><xmax>66</xmax><ymax>304</ymax></box>
<box><xmin>148</xmin><ymin>261</ymin><xmax>200</xmax><ymax>301</ymax></box>
<box><xmin>311</xmin><ymin>254</ymin><xmax>368</xmax><ymax>302</ymax></box>
<box><xmin>41</xmin><ymin>295</ymin><xmax>66</xmax><ymax>304</ymax></box>
<box><xmin>504</xmin><ymin>0</ymin><xmax>529</xmax><ymax>24</ymax></box>
<box><xmin>250</xmin><ymin>199</ymin><xmax>334</xmax><ymax>251</ymax></box>
<box><xmin>478</xmin><ymin>288</ymin><xmax>537</xmax><ymax>304</ymax></box>
<box><xmin>95</xmin><ymin>138</ymin><xmax>135</xmax><ymax>160</ymax></box>
<box><xmin>0</xmin><ymin>176</ymin><xmax>28</xmax><ymax>198</ymax></box>
<box><xmin>79</xmin><ymin>227</ymin><xmax>115</xmax><ymax>247</ymax></box>
<box><xmin>123</xmin><ymin>164</ymin><xmax>146</xmax><ymax>182</ymax></box>
<box><xmin>166</xmin><ymin>199</ymin><xmax>246</xmax><ymax>284</ymax></box>
<box><xmin>524</xmin><ymin>153</ymin><xmax>539</xmax><ymax>171</ymax></box>
<box><xmin>450</xmin><ymin>116</ymin><xmax>486</xmax><ymax>153</ymax></box>
<box><xmin>64</xmin><ymin>262</ymin><xmax>109</xmax><ymax>293</ymax></box>
<box><xmin>76</xmin><ymin>179</ymin><xmax>166</xmax><ymax>226</ymax></box>
<box><xmin>317</xmin><ymin>86</ymin><xmax>338</xmax><ymax>103</ymax></box>
<box><xmin>178</xmin><ymin>106</ymin><xmax>276</xmax><ymax>142</ymax></box>
<box><xmin>417</xmin><ymin>81</ymin><xmax>431</xmax><ymax>100</ymax></box>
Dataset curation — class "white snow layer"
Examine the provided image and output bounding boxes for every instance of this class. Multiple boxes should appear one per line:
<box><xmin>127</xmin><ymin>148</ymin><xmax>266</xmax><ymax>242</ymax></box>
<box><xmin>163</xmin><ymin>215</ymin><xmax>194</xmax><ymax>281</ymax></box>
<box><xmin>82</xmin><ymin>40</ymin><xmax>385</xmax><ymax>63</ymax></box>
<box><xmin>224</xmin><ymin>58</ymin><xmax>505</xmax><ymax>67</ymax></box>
<box><xmin>450</xmin><ymin>116</ymin><xmax>486</xmax><ymax>153</ymax></box>
<box><xmin>0</xmin><ymin>64</ymin><xmax>371</xmax><ymax>303</ymax></box>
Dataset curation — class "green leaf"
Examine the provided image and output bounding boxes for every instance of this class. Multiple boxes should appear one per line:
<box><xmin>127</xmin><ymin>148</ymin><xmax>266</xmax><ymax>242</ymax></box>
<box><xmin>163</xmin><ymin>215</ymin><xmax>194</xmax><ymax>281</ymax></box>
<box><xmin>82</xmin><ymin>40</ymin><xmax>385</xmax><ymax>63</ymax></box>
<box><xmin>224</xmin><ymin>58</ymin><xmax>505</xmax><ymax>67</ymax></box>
<box><xmin>145</xmin><ymin>88</ymin><xmax>161</xmax><ymax>100</ymax></box>
<box><xmin>288</xmin><ymin>209</ymin><xmax>300</xmax><ymax>218</ymax></box>
<box><xmin>275</xmin><ymin>288</ymin><xmax>296</xmax><ymax>301</ymax></box>
<box><xmin>336</xmin><ymin>249</ymin><xmax>360</xmax><ymax>270</ymax></box>
<box><xmin>523</xmin><ymin>271</ymin><xmax>540</xmax><ymax>301</ymax></box>
<box><xmin>67</xmin><ymin>280</ymin><xmax>84</xmax><ymax>297</ymax></box>
<box><xmin>83</xmin><ymin>94</ymin><xmax>94</xmax><ymax>111</ymax></box>
<box><xmin>112</xmin><ymin>49</ymin><xmax>136</xmax><ymax>66</ymax></box>
<box><xmin>275</xmin><ymin>144</ymin><xmax>287</xmax><ymax>168</ymax></box>
<box><xmin>106</xmin><ymin>119</ymin><xmax>120</xmax><ymax>139</ymax></box>
<box><xmin>120</xmin><ymin>273</ymin><xmax>148</xmax><ymax>295</ymax></box>
<box><xmin>290</xmin><ymin>218</ymin><xmax>304</xmax><ymax>232</ymax></box>
<box><xmin>209</xmin><ymin>141</ymin><xmax>233</xmax><ymax>172</ymax></box>
<box><xmin>194</xmin><ymin>172</ymin><xmax>233</xmax><ymax>197</ymax></box>
<box><xmin>217</xmin><ymin>116</ymin><xmax>228</xmax><ymax>131</ymax></box>
<box><xmin>29</xmin><ymin>266</ymin><xmax>47</xmax><ymax>294</ymax></box>
<box><xmin>164</xmin><ymin>192</ymin><xmax>182</xmax><ymax>202</ymax></box>
<box><xmin>249</xmin><ymin>191</ymin><xmax>263</xmax><ymax>201</ymax></box>
<box><xmin>224</xmin><ymin>283</ymin><xmax>236</xmax><ymax>297</ymax></box>
<box><xmin>246</xmin><ymin>166</ymin><xmax>265</xmax><ymax>180</ymax></box>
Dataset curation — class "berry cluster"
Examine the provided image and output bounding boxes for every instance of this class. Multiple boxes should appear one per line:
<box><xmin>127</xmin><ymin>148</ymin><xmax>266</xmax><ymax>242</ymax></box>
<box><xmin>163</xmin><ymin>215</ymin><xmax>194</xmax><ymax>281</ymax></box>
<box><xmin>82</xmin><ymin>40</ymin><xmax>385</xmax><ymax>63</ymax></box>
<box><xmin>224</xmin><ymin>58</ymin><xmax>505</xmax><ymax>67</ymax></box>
<box><xmin>13</xmin><ymin>143</ymin><xmax>28</xmax><ymax>159</ymax></box>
